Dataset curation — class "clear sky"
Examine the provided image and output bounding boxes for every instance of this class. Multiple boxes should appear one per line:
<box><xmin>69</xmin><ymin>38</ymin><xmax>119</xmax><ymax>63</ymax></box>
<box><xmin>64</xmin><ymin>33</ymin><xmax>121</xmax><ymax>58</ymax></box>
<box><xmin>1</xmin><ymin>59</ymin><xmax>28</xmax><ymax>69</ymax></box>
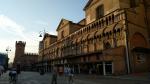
<box><xmin>0</xmin><ymin>0</ymin><xmax>88</xmax><ymax>62</ymax></box>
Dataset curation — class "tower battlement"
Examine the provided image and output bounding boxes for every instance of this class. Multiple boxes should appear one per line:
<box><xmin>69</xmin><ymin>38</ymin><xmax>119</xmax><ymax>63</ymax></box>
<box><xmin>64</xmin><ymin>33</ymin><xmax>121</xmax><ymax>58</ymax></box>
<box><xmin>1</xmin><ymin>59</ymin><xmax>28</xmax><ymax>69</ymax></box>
<box><xmin>16</xmin><ymin>41</ymin><xmax>26</xmax><ymax>46</ymax></box>
<box><xmin>24</xmin><ymin>53</ymin><xmax>39</xmax><ymax>56</ymax></box>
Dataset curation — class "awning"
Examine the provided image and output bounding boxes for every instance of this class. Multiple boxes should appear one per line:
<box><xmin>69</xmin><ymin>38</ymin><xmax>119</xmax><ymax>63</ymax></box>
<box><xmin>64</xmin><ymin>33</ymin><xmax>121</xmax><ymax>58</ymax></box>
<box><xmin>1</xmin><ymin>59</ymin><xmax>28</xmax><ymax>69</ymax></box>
<box><xmin>132</xmin><ymin>47</ymin><xmax>150</xmax><ymax>53</ymax></box>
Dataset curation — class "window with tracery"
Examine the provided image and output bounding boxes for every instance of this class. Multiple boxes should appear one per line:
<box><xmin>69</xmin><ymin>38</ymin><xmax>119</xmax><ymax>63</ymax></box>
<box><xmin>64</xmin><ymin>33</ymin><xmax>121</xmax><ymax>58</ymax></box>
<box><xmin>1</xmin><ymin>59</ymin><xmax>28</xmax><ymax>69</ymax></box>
<box><xmin>104</xmin><ymin>41</ymin><xmax>111</xmax><ymax>49</ymax></box>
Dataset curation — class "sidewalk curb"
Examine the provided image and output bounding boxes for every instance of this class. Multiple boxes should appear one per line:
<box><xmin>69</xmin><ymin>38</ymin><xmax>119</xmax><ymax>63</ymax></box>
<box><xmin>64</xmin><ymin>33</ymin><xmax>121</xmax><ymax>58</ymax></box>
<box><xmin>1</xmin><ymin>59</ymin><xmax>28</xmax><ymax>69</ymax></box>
<box><xmin>74</xmin><ymin>74</ymin><xmax>150</xmax><ymax>82</ymax></box>
<box><xmin>105</xmin><ymin>76</ymin><xmax>150</xmax><ymax>82</ymax></box>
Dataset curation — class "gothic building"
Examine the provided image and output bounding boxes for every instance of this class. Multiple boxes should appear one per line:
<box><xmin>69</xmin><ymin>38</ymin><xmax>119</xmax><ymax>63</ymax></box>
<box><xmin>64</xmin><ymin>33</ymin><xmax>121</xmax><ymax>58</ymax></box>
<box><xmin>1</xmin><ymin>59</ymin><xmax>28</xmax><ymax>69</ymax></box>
<box><xmin>38</xmin><ymin>0</ymin><xmax>150</xmax><ymax>75</ymax></box>
<box><xmin>13</xmin><ymin>41</ymin><xmax>38</xmax><ymax>71</ymax></box>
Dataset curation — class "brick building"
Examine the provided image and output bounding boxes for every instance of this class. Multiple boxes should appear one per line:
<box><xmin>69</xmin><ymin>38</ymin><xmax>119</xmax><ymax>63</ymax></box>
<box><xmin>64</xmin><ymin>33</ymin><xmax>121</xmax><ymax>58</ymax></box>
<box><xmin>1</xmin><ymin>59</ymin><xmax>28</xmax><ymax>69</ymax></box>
<box><xmin>13</xmin><ymin>41</ymin><xmax>38</xmax><ymax>71</ymax></box>
<box><xmin>38</xmin><ymin>0</ymin><xmax>150</xmax><ymax>75</ymax></box>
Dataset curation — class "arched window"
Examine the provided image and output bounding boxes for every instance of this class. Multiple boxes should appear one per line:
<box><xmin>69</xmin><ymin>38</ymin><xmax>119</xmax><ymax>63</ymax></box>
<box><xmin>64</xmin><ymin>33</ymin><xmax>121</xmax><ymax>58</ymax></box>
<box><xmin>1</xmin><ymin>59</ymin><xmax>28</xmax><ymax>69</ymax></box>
<box><xmin>130</xmin><ymin>32</ymin><xmax>147</xmax><ymax>48</ymax></box>
<box><xmin>106</xmin><ymin>18</ymin><xmax>109</xmax><ymax>25</ymax></box>
<box><xmin>104</xmin><ymin>42</ymin><xmax>111</xmax><ymax>49</ymax></box>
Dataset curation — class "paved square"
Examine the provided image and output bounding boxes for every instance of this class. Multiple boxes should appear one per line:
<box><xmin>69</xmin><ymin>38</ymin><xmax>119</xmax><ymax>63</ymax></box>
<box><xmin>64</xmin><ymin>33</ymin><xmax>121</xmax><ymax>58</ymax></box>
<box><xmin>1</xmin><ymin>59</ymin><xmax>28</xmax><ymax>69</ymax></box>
<box><xmin>0</xmin><ymin>72</ymin><xmax>150</xmax><ymax>84</ymax></box>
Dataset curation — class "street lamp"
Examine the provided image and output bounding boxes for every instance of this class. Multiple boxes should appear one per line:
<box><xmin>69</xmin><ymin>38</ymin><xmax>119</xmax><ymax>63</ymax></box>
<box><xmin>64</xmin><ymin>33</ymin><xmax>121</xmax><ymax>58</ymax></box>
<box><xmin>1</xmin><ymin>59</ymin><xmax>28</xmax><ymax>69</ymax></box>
<box><xmin>39</xmin><ymin>30</ymin><xmax>46</xmax><ymax>75</ymax></box>
<box><xmin>6</xmin><ymin>46</ymin><xmax>11</xmax><ymax>55</ymax></box>
<box><xmin>6</xmin><ymin>46</ymin><xmax>11</xmax><ymax>70</ymax></box>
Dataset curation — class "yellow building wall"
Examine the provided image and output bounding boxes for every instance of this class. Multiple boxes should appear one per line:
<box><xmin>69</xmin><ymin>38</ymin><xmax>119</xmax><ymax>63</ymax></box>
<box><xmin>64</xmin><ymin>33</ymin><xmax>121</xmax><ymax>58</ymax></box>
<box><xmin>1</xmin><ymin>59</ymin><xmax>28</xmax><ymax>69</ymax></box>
<box><xmin>85</xmin><ymin>0</ymin><xmax>132</xmax><ymax>24</ymax></box>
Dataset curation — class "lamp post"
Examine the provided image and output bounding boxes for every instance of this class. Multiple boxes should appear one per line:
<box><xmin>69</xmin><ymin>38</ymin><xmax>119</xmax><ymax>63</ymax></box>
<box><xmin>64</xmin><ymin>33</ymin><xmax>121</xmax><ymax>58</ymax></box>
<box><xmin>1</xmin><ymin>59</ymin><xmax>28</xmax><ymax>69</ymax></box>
<box><xmin>39</xmin><ymin>30</ymin><xmax>46</xmax><ymax>75</ymax></box>
<box><xmin>6</xmin><ymin>46</ymin><xmax>11</xmax><ymax>70</ymax></box>
<box><xmin>6</xmin><ymin>46</ymin><xmax>11</xmax><ymax>55</ymax></box>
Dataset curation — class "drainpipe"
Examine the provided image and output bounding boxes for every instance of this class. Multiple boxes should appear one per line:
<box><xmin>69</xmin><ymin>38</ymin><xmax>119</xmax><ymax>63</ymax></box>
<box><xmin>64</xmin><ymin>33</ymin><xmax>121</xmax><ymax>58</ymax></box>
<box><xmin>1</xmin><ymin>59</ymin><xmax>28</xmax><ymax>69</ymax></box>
<box><xmin>124</xmin><ymin>10</ymin><xmax>131</xmax><ymax>74</ymax></box>
<box><xmin>143</xmin><ymin>0</ymin><xmax>150</xmax><ymax>43</ymax></box>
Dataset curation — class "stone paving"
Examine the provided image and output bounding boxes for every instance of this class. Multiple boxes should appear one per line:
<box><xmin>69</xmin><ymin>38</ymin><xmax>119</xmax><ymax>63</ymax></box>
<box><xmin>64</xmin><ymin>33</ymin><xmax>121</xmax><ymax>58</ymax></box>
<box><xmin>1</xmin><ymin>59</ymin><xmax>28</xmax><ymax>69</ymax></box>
<box><xmin>0</xmin><ymin>71</ymin><xmax>150</xmax><ymax>84</ymax></box>
<box><xmin>0</xmin><ymin>73</ymin><xmax>10</xmax><ymax>84</ymax></box>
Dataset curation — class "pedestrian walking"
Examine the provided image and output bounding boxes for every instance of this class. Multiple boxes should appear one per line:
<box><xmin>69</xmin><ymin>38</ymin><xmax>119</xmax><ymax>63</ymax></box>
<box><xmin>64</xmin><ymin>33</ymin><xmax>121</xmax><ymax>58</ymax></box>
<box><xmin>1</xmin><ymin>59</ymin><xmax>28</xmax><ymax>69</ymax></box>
<box><xmin>9</xmin><ymin>68</ymin><xmax>18</xmax><ymax>84</ymax></box>
<box><xmin>51</xmin><ymin>67</ymin><xmax>57</xmax><ymax>84</ymax></box>
<box><xmin>40</xmin><ymin>68</ymin><xmax>44</xmax><ymax>75</ymax></box>
<box><xmin>0</xmin><ymin>66</ymin><xmax>2</xmax><ymax>77</ymax></box>
<box><xmin>64</xmin><ymin>67</ymin><xmax>68</xmax><ymax>76</ymax></box>
<box><xmin>68</xmin><ymin>67</ymin><xmax>74</xmax><ymax>84</ymax></box>
<box><xmin>0</xmin><ymin>65</ymin><xmax>4</xmax><ymax>77</ymax></box>
<box><xmin>16</xmin><ymin>66</ymin><xmax>21</xmax><ymax>74</ymax></box>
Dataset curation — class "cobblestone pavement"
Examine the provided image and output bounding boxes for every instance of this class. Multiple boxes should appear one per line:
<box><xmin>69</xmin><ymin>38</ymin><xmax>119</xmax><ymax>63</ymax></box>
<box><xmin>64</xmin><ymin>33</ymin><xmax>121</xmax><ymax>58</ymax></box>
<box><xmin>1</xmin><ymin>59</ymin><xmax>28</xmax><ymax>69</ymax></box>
<box><xmin>0</xmin><ymin>72</ymin><xmax>10</xmax><ymax>84</ymax></box>
<box><xmin>0</xmin><ymin>71</ymin><xmax>150</xmax><ymax>84</ymax></box>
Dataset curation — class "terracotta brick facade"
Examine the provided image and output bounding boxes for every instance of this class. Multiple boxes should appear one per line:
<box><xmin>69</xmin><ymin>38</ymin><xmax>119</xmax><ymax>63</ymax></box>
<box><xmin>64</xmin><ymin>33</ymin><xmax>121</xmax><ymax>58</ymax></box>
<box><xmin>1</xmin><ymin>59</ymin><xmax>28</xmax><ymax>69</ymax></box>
<box><xmin>38</xmin><ymin>0</ymin><xmax>150</xmax><ymax>75</ymax></box>
<box><xmin>13</xmin><ymin>41</ymin><xmax>38</xmax><ymax>71</ymax></box>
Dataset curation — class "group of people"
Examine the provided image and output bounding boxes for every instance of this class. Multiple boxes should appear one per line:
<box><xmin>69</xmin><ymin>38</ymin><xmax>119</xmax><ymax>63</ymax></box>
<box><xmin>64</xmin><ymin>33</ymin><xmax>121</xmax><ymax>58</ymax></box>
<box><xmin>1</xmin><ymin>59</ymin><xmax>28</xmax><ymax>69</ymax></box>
<box><xmin>51</xmin><ymin>66</ymin><xmax>74</xmax><ymax>84</ymax></box>
<box><xmin>64</xmin><ymin>67</ymin><xmax>74</xmax><ymax>84</ymax></box>
<box><xmin>0</xmin><ymin>65</ymin><xmax>19</xmax><ymax>83</ymax></box>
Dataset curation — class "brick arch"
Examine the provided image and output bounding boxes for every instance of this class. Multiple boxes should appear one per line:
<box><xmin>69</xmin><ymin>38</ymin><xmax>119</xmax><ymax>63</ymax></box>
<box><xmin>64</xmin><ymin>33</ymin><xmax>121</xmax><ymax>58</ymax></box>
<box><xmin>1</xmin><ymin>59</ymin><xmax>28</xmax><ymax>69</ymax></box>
<box><xmin>130</xmin><ymin>32</ymin><xmax>147</xmax><ymax>48</ymax></box>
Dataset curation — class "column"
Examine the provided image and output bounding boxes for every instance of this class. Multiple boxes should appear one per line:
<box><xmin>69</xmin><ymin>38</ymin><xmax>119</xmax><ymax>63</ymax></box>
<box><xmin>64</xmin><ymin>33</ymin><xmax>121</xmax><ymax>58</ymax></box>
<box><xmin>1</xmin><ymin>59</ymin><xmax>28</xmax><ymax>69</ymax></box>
<box><xmin>78</xmin><ymin>64</ymin><xmax>80</xmax><ymax>74</ymax></box>
<box><xmin>103</xmin><ymin>62</ymin><xmax>106</xmax><ymax>75</ymax></box>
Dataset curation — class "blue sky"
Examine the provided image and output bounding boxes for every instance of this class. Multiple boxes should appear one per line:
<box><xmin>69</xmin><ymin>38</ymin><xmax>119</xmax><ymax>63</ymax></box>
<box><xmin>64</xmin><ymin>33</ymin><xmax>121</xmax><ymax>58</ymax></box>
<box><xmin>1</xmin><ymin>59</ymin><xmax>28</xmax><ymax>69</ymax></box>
<box><xmin>0</xmin><ymin>0</ymin><xmax>88</xmax><ymax>62</ymax></box>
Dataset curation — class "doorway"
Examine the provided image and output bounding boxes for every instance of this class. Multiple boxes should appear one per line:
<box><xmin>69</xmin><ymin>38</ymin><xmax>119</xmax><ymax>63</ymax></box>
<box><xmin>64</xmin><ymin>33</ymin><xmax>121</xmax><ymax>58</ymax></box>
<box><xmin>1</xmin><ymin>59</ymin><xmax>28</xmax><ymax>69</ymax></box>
<box><xmin>105</xmin><ymin>61</ymin><xmax>113</xmax><ymax>75</ymax></box>
<box><xmin>97</xmin><ymin>62</ymin><xmax>103</xmax><ymax>75</ymax></box>
<box><xmin>97</xmin><ymin>61</ymin><xmax>113</xmax><ymax>75</ymax></box>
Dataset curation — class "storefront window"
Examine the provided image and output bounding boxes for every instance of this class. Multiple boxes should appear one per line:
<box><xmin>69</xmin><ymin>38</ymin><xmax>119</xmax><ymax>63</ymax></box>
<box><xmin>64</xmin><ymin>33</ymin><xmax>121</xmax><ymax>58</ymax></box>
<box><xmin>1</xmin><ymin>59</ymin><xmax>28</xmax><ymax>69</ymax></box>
<box><xmin>136</xmin><ymin>53</ymin><xmax>145</xmax><ymax>63</ymax></box>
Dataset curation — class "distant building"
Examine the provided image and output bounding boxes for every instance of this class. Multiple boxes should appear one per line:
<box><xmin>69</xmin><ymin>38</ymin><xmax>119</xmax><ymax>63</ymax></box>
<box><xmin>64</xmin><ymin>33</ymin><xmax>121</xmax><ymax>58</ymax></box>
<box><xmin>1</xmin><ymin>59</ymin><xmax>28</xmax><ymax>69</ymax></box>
<box><xmin>0</xmin><ymin>53</ymin><xmax>9</xmax><ymax>70</ymax></box>
<box><xmin>13</xmin><ymin>41</ymin><xmax>38</xmax><ymax>71</ymax></box>
<box><xmin>38</xmin><ymin>0</ymin><xmax>150</xmax><ymax>75</ymax></box>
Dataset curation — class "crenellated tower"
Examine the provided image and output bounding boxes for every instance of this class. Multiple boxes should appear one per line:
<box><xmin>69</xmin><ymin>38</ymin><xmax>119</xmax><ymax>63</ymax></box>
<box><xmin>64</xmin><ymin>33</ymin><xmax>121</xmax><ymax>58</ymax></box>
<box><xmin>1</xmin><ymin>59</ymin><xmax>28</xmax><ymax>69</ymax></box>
<box><xmin>13</xmin><ymin>41</ymin><xmax>26</xmax><ymax>67</ymax></box>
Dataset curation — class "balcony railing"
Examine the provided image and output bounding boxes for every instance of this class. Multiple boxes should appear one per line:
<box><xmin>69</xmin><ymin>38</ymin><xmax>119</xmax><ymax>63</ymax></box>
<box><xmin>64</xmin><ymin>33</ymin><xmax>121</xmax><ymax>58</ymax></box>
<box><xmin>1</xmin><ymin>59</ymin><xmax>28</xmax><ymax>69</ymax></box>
<box><xmin>75</xmin><ymin>9</ymin><xmax>125</xmax><ymax>36</ymax></box>
<box><xmin>39</xmin><ymin>9</ymin><xmax>126</xmax><ymax>61</ymax></box>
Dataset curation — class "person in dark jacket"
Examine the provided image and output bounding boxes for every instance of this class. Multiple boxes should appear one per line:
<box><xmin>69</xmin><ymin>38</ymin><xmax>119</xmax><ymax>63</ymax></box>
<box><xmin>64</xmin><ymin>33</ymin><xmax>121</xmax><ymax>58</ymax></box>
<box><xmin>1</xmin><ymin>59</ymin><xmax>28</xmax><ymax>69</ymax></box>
<box><xmin>9</xmin><ymin>68</ymin><xmax>17</xmax><ymax>83</ymax></box>
<box><xmin>51</xmin><ymin>67</ymin><xmax>57</xmax><ymax>84</ymax></box>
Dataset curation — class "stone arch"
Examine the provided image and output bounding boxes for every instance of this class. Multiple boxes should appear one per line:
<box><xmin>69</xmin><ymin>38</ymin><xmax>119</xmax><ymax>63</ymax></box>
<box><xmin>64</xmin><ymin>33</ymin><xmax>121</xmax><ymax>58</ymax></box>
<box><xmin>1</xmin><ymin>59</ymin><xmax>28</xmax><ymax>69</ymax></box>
<box><xmin>86</xmin><ymin>34</ymin><xmax>90</xmax><ymax>41</ymax></box>
<box><xmin>130</xmin><ymin>32</ymin><xmax>148</xmax><ymax>48</ymax></box>
<box><xmin>94</xmin><ymin>31</ymin><xmax>98</xmax><ymax>38</ymax></box>
<box><xmin>113</xmin><ymin>23</ymin><xmax>123</xmax><ymax>33</ymax></box>
<box><xmin>102</xmin><ymin>27</ymin><xmax>107</xmax><ymax>37</ymax></box>
<box><xmin>103</xmin><ymin>41</ymin><xmax>111</xmax><ymax>49</ymax></box>
<box><xmin>73</xmin><ymin>39</ymin><xmax>77</xmax><ymax>44</ymax></box>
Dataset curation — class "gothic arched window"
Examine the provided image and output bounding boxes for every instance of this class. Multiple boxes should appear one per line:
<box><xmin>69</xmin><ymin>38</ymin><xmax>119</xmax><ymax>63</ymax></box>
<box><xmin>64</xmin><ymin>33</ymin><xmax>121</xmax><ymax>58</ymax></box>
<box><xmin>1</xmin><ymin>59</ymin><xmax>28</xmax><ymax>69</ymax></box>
<box><xmin>104</xmin><ymin>42</ymin><xmax>111</xmax><ymax>49</ymax></box>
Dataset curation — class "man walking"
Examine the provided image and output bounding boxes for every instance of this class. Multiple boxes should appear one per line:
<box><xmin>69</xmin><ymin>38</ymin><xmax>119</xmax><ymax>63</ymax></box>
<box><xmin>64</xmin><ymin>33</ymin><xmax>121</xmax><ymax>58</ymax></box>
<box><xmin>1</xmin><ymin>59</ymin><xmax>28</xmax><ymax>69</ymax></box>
<box><xmin>68</xmin><ymin>67</ymin><xmax>74</xmax><ymax>84</ymax></box>
<box><xmin>51</xmin><ymin>67</ymin><xmax>57</xmax><ymax>84</ymax></box>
